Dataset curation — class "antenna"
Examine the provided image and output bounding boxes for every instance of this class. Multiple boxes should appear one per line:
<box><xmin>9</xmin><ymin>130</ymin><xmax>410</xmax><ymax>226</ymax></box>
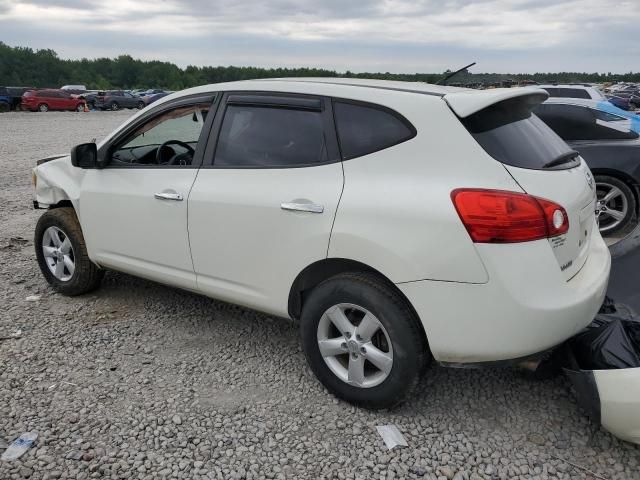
<box><xmin>436</xmin><ymin>62</ymin><xmax>476</xmax><ymax>85</ymax></box>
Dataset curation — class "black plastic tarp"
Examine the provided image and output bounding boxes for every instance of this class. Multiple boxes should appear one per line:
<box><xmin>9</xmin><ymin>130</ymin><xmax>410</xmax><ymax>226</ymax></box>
<box><xmin>569</xmin><ymin>316</ymin><xmax>640</xmax><ymax>370</ymax></box>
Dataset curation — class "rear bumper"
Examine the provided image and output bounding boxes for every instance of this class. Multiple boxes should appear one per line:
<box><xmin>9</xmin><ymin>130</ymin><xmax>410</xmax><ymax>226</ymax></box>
<box><xmin>398</xmin><ymin>230</ymin><xmax>610</xmax><ymax>363</ymax></box>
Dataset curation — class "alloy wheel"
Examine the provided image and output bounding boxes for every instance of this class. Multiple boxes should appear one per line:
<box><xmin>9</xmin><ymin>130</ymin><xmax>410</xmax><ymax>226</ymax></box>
<box><xmin>42</xmin><ymin>226</ymin><xmax>75</xmax><ymax>281</ymax></box>
<box><xmin>316</xmin><ymin>303</ymin><xmax>393</xmax><ymax>388</ymax></box>
<box><xmin>596</xmin><ymin>182</ymin><xmax>629</xmax><ymax>233</ymax></box>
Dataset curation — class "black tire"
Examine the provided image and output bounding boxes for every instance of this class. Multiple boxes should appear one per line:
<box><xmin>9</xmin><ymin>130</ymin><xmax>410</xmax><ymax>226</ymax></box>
<box><xmin>75</xmin><ymin>103</ymin><xmax>85</xmax><ymax>112</ymax></box>
<box><xmin>38</xmin><ymin>103</ymin><xmax>49</xmax><ymax>112</ymax></box>
<box><xmin>110</xmin><ymin>102</ymin><xmax>119</xmax><ymax>111</ymax></box>
<box><xmin>137</xmin><ymin>101</ymin><xmax>145</xmax><ymax>109</ymax></box>
<box><xmin>300</xmin><ymin>272</ymin><xmax>429</xmax><ymax>409</ymax></box>
<box><xmin>595</xmin><ymin>174</ymin><xmax>637</xmax><ymax>236</ymax></box>
<box><xmin>0</xmin><ymin>102</ymin><xmax>8</xmax><ymax>113</ymax></box>
<box><xmin>35</xmin><ymin>208</ymin><xmax>104</xmax><ymax>296</ymax></box>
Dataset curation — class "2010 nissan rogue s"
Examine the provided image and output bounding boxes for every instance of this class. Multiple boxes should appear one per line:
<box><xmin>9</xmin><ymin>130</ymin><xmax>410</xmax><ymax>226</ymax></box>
<box><xmin>31</xmin><ymin>78</ymin><xmax>611</xmax><ymax>408</ymax></box>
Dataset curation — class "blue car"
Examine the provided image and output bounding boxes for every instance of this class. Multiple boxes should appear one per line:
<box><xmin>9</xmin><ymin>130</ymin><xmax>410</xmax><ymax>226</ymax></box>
<box><xmin>0</xmin><ymin>87</ymin><xmax>10</xmax><ymax>112</ymax></box>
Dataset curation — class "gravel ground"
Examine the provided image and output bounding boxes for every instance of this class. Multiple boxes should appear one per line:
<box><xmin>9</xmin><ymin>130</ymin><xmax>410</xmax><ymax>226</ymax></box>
<box><xmin>1</xmin><ymin>111</ymin><xmax>639</xmax><ymax>480</ymax></box>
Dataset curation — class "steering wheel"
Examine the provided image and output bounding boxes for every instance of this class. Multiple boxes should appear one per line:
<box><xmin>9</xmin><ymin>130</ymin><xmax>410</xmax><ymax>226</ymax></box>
<box><xmin>155</xmin><ymin>140</ymin><xmax>195</xmax><ymax>165</ymax></box>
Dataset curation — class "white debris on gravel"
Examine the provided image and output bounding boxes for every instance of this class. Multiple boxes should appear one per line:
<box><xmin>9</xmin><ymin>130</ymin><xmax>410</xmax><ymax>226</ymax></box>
<box><xmin>1</xmin><ymin>111</ymin><xmax>639</xmax><ymax>479</ymax></box>
<box><xmin>376</xmin><ymin>425</ymin><xmax>408</xmax><ymax>450</ymax></box>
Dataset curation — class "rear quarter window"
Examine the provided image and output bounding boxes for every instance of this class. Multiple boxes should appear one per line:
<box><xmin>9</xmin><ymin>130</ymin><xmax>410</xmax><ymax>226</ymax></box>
<box><xmin>333</xmin><ymin>101</ymin><xmax>416</xmax><ymax>160</ymax></box>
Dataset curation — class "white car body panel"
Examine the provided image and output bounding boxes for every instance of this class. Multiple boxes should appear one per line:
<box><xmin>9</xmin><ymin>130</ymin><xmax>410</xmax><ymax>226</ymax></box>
<box><xmin>503</xmin><ymin>161</ymin><xmax>597</xmax><ymax>281</ymax></box>
<box><xmin>594</xmin><ymin>367</ymin><xmax>640</xmax><ymax>445</ymax></box>
<box><xmin>33</xmin><ymin>155</ymin><xmax>82</xmax><ymax>209</ymax></box>
<box><xmin>79</xmin><ymin>169</ymin><xmax>199</xmax><ymax>291</ymax></box>
<box><xmin>328</xmin><ymin>94</ymin><xmax>521</xmax><ymax>284</ymax></box>
<box><xmin>33</xmin><ymin>78</ymin><xmax>611</xmax><ymax>366</ymax></box>
<box><xmin>400</xmin><ymin>230</ymin><xmax>609</xmax><ymax>362</ymax></box>
<box><xmin>188</xmin><ymin>163</ymin><xmax>344</xmax><ymax>317</ymax></box>
<box><xmin>444</xmin><ymin>87</ymin><xmax>548</xmax><ymax>118</ymax></box>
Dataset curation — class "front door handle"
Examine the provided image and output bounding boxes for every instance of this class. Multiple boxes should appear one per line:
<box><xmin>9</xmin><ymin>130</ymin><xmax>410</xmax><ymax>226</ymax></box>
<box><xmin>281</xmin><ymin>202</ymin><xmax>324</xmax><ymax>213</ymax></box>
<box><xmin>154</xmin><ymin>192</ymin><xmax>183</xmax><ymax>201</ymax></box>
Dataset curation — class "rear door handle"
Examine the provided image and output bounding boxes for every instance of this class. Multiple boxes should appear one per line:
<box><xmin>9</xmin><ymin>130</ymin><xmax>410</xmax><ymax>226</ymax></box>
<box><xmin>281</xmin><ymin>202</ymin><xmax>324</xmax><ymax>214</ymax></box>
<box><xmin>154</xmin><ymin>192</ymin><xmax>183</xmax><ymax>201</ymax></box>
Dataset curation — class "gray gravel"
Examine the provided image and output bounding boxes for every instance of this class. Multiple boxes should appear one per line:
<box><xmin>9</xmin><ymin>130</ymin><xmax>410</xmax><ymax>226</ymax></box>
<box><xmin>1</xmin><ymin>111</ymin><xmax>639</xmax><ymax>480</ymax></box>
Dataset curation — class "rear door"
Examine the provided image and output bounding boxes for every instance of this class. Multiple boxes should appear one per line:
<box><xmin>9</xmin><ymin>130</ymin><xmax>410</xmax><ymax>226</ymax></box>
<box><xmin>188</xmin><ymin>92</ymin><xmax>344</xmax><ymax>316</ymax></box>
<box><xmin>446</xmin><ymin>91</ymin><xmax>597</xmax><ymax>280</ymax></box>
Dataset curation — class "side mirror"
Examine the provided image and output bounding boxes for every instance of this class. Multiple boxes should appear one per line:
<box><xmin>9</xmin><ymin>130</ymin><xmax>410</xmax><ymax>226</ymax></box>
<box><xmin>70</xmin><ymin>143</ymin><xmax>97</xmax><ymax>168</ymax></box>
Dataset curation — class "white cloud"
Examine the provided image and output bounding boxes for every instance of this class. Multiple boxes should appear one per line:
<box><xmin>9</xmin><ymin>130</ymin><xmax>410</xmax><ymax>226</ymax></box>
<box><xmin>0</xmin><ymin>0</ymin><xmax>638</xmax><ymax>72</ymax></box>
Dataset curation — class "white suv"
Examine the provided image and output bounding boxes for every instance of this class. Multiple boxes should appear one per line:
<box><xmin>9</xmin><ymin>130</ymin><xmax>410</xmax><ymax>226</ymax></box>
<box><xmin>32</xmin><ymin>79</ymin><xmax>611</xmax><ymax>408</ymax></box>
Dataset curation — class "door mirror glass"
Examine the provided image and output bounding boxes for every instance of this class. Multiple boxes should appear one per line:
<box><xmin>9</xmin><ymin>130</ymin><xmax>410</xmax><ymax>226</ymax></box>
<box><xmin>71</xmin><ymin>142</ymin><xmax>98</xmax><ymax>168</ymax></box>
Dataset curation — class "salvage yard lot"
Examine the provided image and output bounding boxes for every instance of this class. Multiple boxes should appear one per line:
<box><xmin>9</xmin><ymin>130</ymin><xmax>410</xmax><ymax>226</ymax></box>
<box><xmin>1</xmin><ymin>111</ymin><xmax>638</xmax><ymax>479</ymax></box>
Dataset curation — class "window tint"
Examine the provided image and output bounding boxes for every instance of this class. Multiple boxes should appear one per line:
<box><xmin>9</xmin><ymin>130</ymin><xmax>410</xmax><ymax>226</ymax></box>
<box><xmin>333</xmin><ymin>102</ymin><xmax>415</xmax><ymax>159</ymax></box>
<box><xmin>534</xmin><ymin>104</ymin><xmax>638</xmax><ymax>141</ymax></box>
<box><xmin>214</xmin><ymin>105</ymin><xmax>328</xmax><ymax>167</ymax></box>
<box><xmin>461</xmin><ymin>95</ymin><xmax>578</xmax><ymax>170</ymax></box>
<box><xmin>110</xmin><ymin>103</ymin><xmax>210</xmax><ymax>167</ymax></box>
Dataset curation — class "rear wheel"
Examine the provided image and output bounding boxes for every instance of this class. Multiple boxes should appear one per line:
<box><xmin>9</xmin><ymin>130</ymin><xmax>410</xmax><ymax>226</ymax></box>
<box><xmin>595</xmin><ymin>175</ymin><xmax>637</xmax><ymax>236</ymax></box>
<box><xmin>137</xmin><ymin>101</ymin><xmax>145</xmax><ymax>109</ymax></box>
<box><xmin>110</xmin><ymin>102</ymin><xmax>119</xmax><ymax>111</ymax></box>
<box><xmin>38</xmin><ymin>103</ymin><xmax>49</xmax><ymax>112</ymax></box>
<box><xmin>35</xmin><ymin>208</ymin><xmax>104</xmax><ymax>296</ymax></box>
<box><xmin>300</xmin><ymin>272</ymin><xmax>429</xmax><ymax>409</ymax></box>
<box><xmin>0</xmin><ymin>102</ymin><xmax>9</xmax><ymax>113</ymax></box>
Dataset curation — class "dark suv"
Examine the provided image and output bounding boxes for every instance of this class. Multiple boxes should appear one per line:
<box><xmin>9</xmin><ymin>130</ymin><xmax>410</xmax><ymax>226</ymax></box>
<box><xmin>95</xmin><ymin>91</ymin><xmax>145</xmax><ymax>111</ymax></box>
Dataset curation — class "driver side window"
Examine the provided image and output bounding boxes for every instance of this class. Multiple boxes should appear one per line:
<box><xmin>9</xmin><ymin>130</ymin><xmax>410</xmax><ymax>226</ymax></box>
<box><xmin>109</xmin><ymin>103</ymin><xmax>210</xmax><ymax>167</ymax></box>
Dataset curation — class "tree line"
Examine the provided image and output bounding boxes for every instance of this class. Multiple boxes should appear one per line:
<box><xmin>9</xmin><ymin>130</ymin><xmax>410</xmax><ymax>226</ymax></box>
<box><xmin>1</xmin><ymin>42</ymin><xmax>639</xmax><ymax>90</ymax></box>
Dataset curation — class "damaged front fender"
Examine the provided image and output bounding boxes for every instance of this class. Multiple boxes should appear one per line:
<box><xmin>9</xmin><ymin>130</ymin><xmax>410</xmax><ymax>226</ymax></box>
<box><xmin>33</xmin><ymin>155</ymin><xmax>85</xmax><ymax>211</ymax></box>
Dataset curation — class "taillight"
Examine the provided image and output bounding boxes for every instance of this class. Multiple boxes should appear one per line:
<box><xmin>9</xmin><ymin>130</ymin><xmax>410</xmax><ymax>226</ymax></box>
<box><xmin>451</xmin><ymin>189</ymin><xmax>569</xmax><ymax>243</ymax></box>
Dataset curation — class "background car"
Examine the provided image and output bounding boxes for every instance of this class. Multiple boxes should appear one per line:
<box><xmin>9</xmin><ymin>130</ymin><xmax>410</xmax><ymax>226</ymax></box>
<box><xmin>534</xmin><ymin>84</ymin><xmax>606</xmax><ymax>101</ymax></box>
<box><xmin>20</xmin><ymin>89</ymin><xmax>85</xmax><ymax>112</ymax></box>
<box><xmin>94</xmin><ymin>90</ymin><xmax>145</xmax><ymax>110</ymax></box>
<box><xmin>607</xmin><ymin>95</ymin><xmax>632</xmax><ymax>111</ymax></box>
<box><xmin>544</xmin><ymin>97</ymin><xmax>640</xmax><ymax>133</ymax></box>
<box><xmin>534</xmin><ymin>102</ymin><xmax>640</xmax><ymax>237</ymax></box>
<box><xmin>142</xmin><ymin>92</ymin><xmax>169</xmax><ymax>105</ymax></box>
<box><xmin>0</xmin><ymin>87</ymin><xmax>10</xmax><ymax>112</ymax></box>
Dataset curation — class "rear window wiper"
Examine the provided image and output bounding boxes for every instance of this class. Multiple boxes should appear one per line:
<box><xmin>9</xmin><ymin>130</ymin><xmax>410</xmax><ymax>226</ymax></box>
<box><xmin>542</xmin><ymin>150</ymin><xmax>580</xmax><ymax>169</ymax></box>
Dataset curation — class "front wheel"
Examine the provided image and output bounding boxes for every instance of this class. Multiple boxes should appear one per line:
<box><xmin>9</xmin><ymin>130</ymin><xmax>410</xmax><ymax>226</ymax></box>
<box><xmin>76</xmin><ymin>103</ymin><xmax>85</xmax><ymax>112</ymax></box>
<box><xmin>137</xmin><ymin>101</ymin><xmax>145</xmax><ymax>109</ymax></box>
<box><xmin>38</xmin><ymin>103</ymin><xmax>49</xmax><ymax>112</ymax></box>
<box><xmin>300</xmin><ymin>273</ymin><xmax>429</xmax><ymax>409</ymax></box>
<box><xmin>110</xmin><ymin>102</ymin><xmax>119</xmax><ymax>111</ymax></box>
<box><xmin>595</xmin><ymin>175</ymin><xmax>637</xmax><ymax>236</ymax></box>
<box><xmin>35</xmin><ymin>208</ymin><xmax>104</xmax><ymax>296</ymax></box>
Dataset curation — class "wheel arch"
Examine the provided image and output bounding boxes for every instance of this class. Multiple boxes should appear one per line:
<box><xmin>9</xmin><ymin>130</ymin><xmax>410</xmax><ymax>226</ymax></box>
<box><xmin>591</xmin><ymin>168</ymin><xmax>640</xmax><ymax>214</ymax></box>
<box><xmin>288</xmin><ymin>258</ymin><xmax>428</xmax><ymax>347</ymax></box>
<box><xmin>48</xmin><ymin>199</ymin><xmax>74</xmax><ymax>211</ymax></box>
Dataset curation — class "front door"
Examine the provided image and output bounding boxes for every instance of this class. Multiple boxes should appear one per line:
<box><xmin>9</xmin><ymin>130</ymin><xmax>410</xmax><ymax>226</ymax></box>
<box><xmin>79</xmin><ymin>96</ymin><xmax>215</xmax><ymax>290</ymax></box>
<box><xmin>188</xmin><ymin>93</ymin><xmax>344</xmax><ymax>315</ymax></box>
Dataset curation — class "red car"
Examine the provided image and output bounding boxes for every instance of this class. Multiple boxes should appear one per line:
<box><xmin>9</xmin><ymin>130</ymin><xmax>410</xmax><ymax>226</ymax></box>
<box><xmin>21</xmin><ymin>89</ymin><xmax>85</xmax><ymax>112</ymax></box>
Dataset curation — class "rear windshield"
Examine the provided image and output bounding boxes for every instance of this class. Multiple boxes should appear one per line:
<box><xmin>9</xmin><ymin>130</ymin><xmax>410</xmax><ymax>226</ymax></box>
<box><xmin>461</xmin><ymin>95</ymin><xmax>579</xmax><ymax>170</ymax></box>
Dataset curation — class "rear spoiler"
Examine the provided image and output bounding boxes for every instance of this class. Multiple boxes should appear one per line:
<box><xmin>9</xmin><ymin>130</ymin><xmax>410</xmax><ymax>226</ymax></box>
<box><xmin>444</xmin><ymin>88</ymin><xmax>549</xmax><ymax>118</ymax></box>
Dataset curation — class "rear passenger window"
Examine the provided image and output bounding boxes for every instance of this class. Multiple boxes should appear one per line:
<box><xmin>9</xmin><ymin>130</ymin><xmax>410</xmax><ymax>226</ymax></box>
<box><xmin>333</xmin><ymin>101</ymin><xmax>415</xmax><ymax>159</ymax></box>
<box><xmin>214</xmin><ymin>105</ymin><xmax>328</xmax><ymax>168</ymax></box>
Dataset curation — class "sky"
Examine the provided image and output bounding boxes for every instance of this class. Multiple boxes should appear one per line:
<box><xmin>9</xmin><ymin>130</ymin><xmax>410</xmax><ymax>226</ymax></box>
<box><xmin>0</xmin><ymin>0</ymin><xmax>638</xmax><ymax>73</ymax></box>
